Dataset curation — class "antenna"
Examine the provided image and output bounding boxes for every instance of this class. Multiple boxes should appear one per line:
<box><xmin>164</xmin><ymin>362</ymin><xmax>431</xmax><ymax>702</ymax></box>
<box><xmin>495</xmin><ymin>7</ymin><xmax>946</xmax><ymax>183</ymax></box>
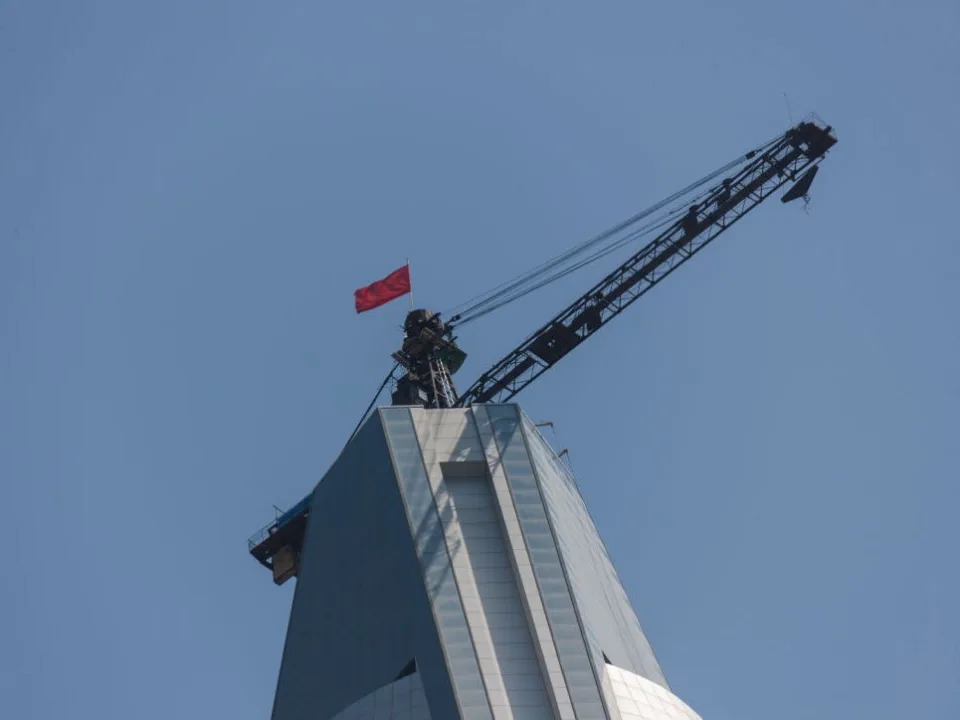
<box><xmin>782</xmin><ymin>92</ymin><xmax>794</xmax><ymax>125</ymax></box>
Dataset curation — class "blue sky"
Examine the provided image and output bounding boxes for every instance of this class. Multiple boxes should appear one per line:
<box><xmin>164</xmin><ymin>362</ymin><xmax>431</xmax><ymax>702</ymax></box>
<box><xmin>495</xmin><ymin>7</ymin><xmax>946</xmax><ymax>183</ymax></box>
<box><xmin>1</xmin><ymin>2</ymin><xmax>957</xmax><ymax>719</ymax></box>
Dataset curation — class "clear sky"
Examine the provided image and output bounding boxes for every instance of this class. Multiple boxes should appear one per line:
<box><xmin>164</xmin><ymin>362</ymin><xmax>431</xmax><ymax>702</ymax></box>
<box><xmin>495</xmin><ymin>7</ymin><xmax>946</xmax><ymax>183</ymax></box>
<box><xmin>2</xmin><ymin>2</ymin><xmax>957</xmax><ymax>719</ymax></box>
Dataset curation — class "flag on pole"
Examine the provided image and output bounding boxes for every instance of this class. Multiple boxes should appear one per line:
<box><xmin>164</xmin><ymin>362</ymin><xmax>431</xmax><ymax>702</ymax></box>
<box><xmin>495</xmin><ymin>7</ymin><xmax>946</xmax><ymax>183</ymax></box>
<box><xmin>354</xmin><ymin>264</ymin><xmax>411</xmax><ymax>313</ymax></box>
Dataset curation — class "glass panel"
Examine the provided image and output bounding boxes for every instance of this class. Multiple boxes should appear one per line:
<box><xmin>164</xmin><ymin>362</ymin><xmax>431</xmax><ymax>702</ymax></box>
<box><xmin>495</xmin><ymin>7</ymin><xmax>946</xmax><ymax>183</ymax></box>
<box><xmin>519</xmin><ymin>412</ymin><xmax>669</xmax><ymax>690</ymax></box>
<box><xmin>485</xmin><ymin>405</ymin><xmax>608</xmax><ymax>719</ymax></box>
<box><xmin>381</xmin><ymin>409</ymin><xmax>493</xmax><ymax>720</ymax></box>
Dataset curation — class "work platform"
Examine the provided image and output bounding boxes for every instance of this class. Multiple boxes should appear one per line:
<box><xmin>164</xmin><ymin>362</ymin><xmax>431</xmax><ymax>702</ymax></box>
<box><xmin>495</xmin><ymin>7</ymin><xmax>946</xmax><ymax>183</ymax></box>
<box><xmin>248</xmin><ymin>492</ymin><xmax>312</xmax><ymax>585</ymax></box>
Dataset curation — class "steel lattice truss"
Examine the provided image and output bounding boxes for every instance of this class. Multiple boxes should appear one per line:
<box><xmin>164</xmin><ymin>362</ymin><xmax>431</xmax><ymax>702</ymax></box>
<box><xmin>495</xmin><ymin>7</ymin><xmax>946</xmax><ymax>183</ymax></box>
<box><xmin>456</xmin><ymin>121</ymin><xmax>836</xmax><ymax>406</ymax></box>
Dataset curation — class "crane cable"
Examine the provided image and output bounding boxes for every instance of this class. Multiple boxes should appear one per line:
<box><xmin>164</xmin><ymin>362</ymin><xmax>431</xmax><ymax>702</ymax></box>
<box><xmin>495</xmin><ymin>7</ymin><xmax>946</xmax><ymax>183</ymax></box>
<box><xmin>447</xmin><ymin>148</ymin><xmax>761</xmax><ymax>325</ymax></box>
<box><xmin>446</xmin><ymin>133</ymin><xmax>781</xmax><ymax>327</ymax></box>
<box><xmin>346</xmin><ymin>362</ymin><xmax>400</xmax><ymax>445</ymax></box>
<box><xmin>454</xmin><ymin>206</ymin><xmax>687</xmax><ymax>325</ymax></box>
<box><xmin>456</xmin><ymin>152</ymin><xmax>766</xmax><ymax>325</ymax></box>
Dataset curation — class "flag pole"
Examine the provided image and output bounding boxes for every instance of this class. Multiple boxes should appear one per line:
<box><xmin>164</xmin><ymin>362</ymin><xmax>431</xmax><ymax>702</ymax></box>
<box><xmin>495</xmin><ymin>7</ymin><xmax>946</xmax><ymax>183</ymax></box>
<box><xmin>407</xmin><ymin>258</ymin><xmax>413</xmax><ymax>310</ymax></box>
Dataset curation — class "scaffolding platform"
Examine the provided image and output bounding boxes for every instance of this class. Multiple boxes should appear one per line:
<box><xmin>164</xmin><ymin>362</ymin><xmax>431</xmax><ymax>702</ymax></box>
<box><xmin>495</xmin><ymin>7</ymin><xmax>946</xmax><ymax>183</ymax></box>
<box><xmin>248</xmin><ymin>492</ymin><xmax>312</xmax><ymax>585</ymax></box>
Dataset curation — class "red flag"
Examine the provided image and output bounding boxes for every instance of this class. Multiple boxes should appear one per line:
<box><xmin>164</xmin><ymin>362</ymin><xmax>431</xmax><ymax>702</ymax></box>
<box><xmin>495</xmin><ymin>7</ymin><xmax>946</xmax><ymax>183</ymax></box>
<box><xmin>354</xmin><ymin>264</ymin><xmax>411</xmax><ymax>313</ymax></box>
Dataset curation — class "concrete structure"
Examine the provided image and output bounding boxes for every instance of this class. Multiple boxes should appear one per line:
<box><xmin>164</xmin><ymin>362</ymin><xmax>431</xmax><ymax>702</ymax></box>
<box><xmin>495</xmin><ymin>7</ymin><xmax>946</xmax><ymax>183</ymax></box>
<box><xmin>271</xmin><ymin>405</ymin><xmax>702</xmax><ymax>720</ymax></box>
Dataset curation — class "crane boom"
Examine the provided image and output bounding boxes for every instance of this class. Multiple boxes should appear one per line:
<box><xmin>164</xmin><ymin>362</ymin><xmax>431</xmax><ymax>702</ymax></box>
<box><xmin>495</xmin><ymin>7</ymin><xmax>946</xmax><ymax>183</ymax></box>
<box><xmin>455</xmin><ymin>120</ymin><xmax>836</xmax><ymax>406</ymax></box>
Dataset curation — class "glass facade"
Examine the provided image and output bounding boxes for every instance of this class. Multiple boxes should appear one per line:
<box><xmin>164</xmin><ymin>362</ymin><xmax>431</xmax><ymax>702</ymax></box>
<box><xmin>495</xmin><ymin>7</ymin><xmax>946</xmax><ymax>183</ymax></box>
<box><xmin>471</xmin><ymin>407</ymin><xmax>577</xmax><ymax>720</ymax></box>
<box><xmin>381</xmin><ymin>408</ymin><xmax>494</xmax><ymax>720</ymax></box>
<box><xmin>485</xmin><ymin>406</ymin><xmax>610</xmax><ymax>720</ymax></box>
<box><xmin>520</xmin><ymin>415</ymin><xmax>667</xmax><ymax>689</ymax></box>
<box><xmin>329</xmin><ymin>672</ymin><xmax>433</xmax><ymax>720</ymax></box>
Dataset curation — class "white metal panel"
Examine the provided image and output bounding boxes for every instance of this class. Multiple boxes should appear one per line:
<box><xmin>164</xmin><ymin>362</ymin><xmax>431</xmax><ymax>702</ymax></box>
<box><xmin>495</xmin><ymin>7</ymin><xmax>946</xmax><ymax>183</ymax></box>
<box><xmin>473</xmin><ymin>406</ymin><xmax>577</xmax><ymax>720</ymax></box>
<box><xmin>606</xmin><ymin>665</ymin><xmax>702</xmax><ymax>720</ymax></box>
<box><xmin>445</xmin><ymin>471</ymin><xmax>553</xmax><ymax>720</ymax></box>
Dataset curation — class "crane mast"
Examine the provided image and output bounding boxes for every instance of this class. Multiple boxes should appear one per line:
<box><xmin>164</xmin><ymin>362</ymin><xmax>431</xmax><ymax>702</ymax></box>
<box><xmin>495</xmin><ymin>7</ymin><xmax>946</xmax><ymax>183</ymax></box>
<box><xmin>454</xmin><ymin>120</ymin><xmax>836</xmax><ymax>406</ymax></box>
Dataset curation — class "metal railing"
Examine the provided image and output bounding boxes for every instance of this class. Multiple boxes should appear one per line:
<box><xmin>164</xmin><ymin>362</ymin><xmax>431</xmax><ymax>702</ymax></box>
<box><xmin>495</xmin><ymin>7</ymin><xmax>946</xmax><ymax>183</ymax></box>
<box><xmin>247</xmin><ymin>492</ymin><xmax>313</xmax><ymax>551</ymax></box>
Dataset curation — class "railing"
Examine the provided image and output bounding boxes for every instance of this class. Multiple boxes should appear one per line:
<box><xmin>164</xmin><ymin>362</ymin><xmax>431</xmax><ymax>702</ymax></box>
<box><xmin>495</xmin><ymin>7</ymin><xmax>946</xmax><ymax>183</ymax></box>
<box><xmin>247</xmin><ymin>492</ymin><xmax>313</xmax><ymax>551</ymax></box>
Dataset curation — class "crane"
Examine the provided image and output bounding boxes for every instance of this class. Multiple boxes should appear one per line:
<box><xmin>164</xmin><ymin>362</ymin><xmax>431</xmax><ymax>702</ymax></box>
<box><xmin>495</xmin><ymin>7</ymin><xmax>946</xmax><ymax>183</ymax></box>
<box><xmin>391</xmin><ymin>119</ymin><xmax>836</xmax><ymax>409</ymax></box>
<box><xmin>249</xmin><ymin>118</ymin><xmax>837</xmax><ymax>583</ymax></box>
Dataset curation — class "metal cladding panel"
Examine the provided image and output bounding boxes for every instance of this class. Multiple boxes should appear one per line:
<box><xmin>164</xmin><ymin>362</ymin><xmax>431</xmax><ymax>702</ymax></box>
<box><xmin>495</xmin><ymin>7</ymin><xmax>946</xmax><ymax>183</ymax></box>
<box><xmin>381</xmin><ymin>408</ymin><xmax>494</xmax><ymax>720</ymax></box>
<box><xmin>409</xmin><ymin>408</ymin><xmax>556</xmax><ymax>720</ymax></box>
<box><xmin>271</xmin><ymin>415</ymin><xmax>460</xmax><ymax>720</ymax></box>
<box><xmin>471</xmin><ymin>407</ymin><xmax>577</xmax><ymax>720</ymax></box>
<box><xmin>485</xmin><ymin>406</ymin><xmax>610</xmax><ymax>720</ymax></box>
<box><xmin>440</xmin><ymin>469</ymin><xmax>553</xmax><ymax>720</ymax></box>
<box><xmin>518</xmin><ymin>415</ymin><xmax>669</xmax><ymax>692</ymax></box>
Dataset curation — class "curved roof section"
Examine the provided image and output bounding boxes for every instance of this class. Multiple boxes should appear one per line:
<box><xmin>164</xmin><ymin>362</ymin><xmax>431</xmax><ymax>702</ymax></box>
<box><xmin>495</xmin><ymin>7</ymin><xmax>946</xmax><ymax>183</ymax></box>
<box><xmin>606</xmin><ymin>664</ymin><xmax>702</xmax><ymax>720</ymax></box>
